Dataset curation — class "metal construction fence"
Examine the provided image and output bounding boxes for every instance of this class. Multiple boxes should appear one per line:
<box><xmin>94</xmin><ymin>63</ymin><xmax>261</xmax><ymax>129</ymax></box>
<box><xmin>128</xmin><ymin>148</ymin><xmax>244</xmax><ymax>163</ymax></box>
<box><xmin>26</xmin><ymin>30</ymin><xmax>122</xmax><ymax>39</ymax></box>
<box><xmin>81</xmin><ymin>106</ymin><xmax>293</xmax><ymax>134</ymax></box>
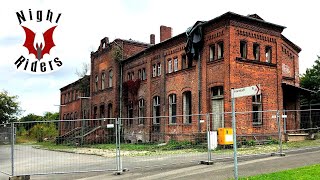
<box><xmin>0</xmin><ymin>109</ymin><xmax>320</xmax><ymax>178</ymax></box>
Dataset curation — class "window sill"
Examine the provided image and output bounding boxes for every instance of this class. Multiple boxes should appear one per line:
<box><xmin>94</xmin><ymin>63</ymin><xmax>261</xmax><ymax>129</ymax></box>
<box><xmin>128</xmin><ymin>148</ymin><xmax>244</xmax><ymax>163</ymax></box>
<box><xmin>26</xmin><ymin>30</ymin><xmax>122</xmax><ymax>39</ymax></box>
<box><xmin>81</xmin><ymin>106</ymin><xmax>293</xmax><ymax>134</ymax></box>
<box><xmin>207</xmin><ymin>58</ymin><xmax>224</xmax><ymax>64</ymax></box>
<box><xmin>253</xmin><ymin>123</ymin><xmax>263</xmax><ymax>127</ymax></box>
<box><xmin>236</xmin><ymin>57</ymin><xmax>276</xmax><ymax>67</ymax></box>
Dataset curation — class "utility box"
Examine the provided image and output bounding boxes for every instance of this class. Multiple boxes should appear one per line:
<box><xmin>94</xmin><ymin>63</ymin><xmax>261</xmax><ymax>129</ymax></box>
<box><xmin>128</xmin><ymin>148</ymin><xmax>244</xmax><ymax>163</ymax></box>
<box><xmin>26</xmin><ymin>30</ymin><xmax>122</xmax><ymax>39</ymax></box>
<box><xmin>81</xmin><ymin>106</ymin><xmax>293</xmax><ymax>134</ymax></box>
<box><xmin>218</xmin><ymin>128</ymin><xmax>233</xmax><ymax>145</ymax></box>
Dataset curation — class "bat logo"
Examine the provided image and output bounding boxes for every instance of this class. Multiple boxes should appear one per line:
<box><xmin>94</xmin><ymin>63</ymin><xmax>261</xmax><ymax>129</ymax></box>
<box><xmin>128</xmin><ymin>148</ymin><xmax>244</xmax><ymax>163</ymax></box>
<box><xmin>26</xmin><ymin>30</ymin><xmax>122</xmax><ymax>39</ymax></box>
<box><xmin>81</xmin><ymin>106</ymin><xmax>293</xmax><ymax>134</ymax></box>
<box><xmin>22</xmin><ymin>26</ymin><xmax>56</xmax><ymax>60</ymax></box>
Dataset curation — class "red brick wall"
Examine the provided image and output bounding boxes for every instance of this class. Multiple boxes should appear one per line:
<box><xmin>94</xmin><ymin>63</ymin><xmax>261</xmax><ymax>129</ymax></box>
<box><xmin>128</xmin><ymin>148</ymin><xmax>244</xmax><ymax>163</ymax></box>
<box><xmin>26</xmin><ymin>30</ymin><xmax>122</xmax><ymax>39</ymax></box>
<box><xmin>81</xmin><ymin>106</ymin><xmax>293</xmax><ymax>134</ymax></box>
<box><xmin>60</xmin><ymin>13</ymin><xmax>301</xmax><ymax>142</ymax></box>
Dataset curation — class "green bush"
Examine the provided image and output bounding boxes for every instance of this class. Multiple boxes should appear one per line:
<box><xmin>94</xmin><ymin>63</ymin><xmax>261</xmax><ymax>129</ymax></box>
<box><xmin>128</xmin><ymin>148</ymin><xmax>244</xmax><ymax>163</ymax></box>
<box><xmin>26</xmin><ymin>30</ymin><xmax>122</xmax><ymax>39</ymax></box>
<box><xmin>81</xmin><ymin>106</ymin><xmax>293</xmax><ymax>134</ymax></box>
<box><xmin>267</xmin><ymin>136</ymin><xmax>279</xmax><ymax>145</ymax></box>
<box><xmin>17</xmin><ymin>126</ymin><xmax>27</xmax><ymax>136</ymax></box>
<box><xmin>29</xmin><ymin>123</ymin><xmax>58</xmax><ymax>142</ymax></box>
<box><xmin>247</xmin><ymin>140</ymin><xmax>256</xmax><ymax>146</ymax></box>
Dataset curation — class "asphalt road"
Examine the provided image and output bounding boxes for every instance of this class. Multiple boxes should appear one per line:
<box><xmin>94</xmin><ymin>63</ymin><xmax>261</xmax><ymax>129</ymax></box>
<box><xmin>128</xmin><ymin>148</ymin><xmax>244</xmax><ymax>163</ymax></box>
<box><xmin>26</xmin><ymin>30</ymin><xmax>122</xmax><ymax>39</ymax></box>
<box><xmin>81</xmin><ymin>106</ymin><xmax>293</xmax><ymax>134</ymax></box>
<box><xmin>0</xmin><ymin>146</ymin><xmax>320</xmax><ymax>180</ymax></box>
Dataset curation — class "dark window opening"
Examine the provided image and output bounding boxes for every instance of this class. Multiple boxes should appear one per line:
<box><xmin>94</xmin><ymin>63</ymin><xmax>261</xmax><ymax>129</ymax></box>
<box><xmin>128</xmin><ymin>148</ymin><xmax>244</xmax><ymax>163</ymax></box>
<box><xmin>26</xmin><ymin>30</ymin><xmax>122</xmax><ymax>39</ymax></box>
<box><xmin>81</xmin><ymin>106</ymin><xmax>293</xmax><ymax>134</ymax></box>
<box><xmin>183</xmin><ymin>91</ymin><xmax>192</xmax><ymax>124</ymax></box>
<box><xmin>127</xmin><ymin>101</ymin><xmax>133</xmax><ymax>126</ymax></box>
<box><xmin>265</xmin><ymin>46</ymin><xmax>272</xmax><ymax>63</ymax></box>
<box><xmin>253</xmin><ymin>43</ymin><xmax>260</xmax><ymax>61</ymax></box>
<box><xmin>100</xmin><ymin>104</ymin><xmax>105</xmax><ymax>118</ymax></box>
<box><xmin>107</xmin><ymin>103</ymin><xmax>113</xmax><ymax>118</ymax></box>
<box><xmin>240</xmin><ymin>41</ymin><xmax>247</xmax><ymax>59</ymax></box>
<box><xmin>209</xmin><ymin>45</ymin><xmax>215</xmax><ymax>61</ymax></box>
<box><xmin>252</xmin><ymin>94</ymin><xmax>262</xmax><ymax>125</ymax></box>
<box><xmin>153</xmin><ymin>96</ymin><xmax>160</xmax><ymax>124</ymax></box>
<box><xmin>138</xmin><ymin>99</ymin><xmax>145</xmax><ymax>124</ymax></box>
<box><xmin>212</xmin><ymin>86</ymin><xmax>224</xmax><ymax>97</ymax></box>
<box><xmin>217</xmin><ymin>42</ymin><xmax>224</xmax><ymax>59</ymax></box>
<box><xmin>169</xmin><ymin>94</ymin><xmax>177</xmax><ymax>124</ymax></box>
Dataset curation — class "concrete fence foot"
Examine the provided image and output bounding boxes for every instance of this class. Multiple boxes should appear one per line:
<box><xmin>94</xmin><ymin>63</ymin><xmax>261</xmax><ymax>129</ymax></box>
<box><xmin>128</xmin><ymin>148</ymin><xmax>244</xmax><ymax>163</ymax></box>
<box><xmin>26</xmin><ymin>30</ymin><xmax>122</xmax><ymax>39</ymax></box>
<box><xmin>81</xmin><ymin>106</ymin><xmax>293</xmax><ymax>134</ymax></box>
<box><xmin>113</xmin><ymin>168</ymin><xmax>129</xmax><ymax>175</ymax></box>
<box><xmin>200</xmin><ymin>160</ymin><xmax>214</xmax><ymax>165</ymax></box>
<box><xmin>9</xmin><ymin>175</ymin><xmax>30</xmax><ymax>180</ymax></box>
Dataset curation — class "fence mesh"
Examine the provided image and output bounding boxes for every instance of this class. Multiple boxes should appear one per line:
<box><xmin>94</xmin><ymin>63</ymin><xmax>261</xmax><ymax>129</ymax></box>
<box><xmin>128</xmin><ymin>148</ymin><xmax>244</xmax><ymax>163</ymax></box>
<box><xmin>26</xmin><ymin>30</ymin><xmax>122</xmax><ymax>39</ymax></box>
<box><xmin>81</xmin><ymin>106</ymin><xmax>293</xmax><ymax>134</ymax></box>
<box><xmin>0</xmin><ymin>123</ymin><xmax>12</xmax><ymax>176</ymax></box>
<box><xmin>283</xmin><ymin>109</ymin><xmax>320</xmax><ymax>150</ymax></box>
<box><xmin>12</xmin><ymin>118</ymin><xmax>117</xmax><ymax>175</ymax></box>
<box><xmin>120</xmin><ymin>114</ymin><xmax>209</xmax><ymax>170</ymax></box>
<box><xmin>1</xmin><ymin>109</ymin><xmax>320</xmax><ymax>177</ymax></box>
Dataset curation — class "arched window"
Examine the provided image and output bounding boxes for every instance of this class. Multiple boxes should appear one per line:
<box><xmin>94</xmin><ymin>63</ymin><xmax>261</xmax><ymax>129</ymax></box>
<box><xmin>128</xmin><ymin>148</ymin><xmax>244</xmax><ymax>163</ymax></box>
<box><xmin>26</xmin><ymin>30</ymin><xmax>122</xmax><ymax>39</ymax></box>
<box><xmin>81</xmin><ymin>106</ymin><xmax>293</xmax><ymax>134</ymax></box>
<box><xmin>168</xmin><ymin>94</ymin><xmax>177</xmax><ymax>124</ymax></box>
<box><xmin>95</xmin><ymin>75</ymin><xmax>98</xmax><ymax>92</ymax></box>
<box><xmin>107</xmin><ymin>103</ymin><xmax>113</xmax><ymax>118</ymax></box>
<box><xmin>153</xmin><ymin>96</ymin><xmax>160</xmax><ymax>124</ymax></box>
<box><xmin>183</xmin><ymin>91</ymin><xmax>192</xmax><ymax>124</ymax></box>
<box><xmin>101</xmin><ymin>72</ymin><xmax>105</xmax><ymax>90</ymax></box>
<box><xmin>109</xmin><ymin>70</ymin><xmax>113</xmax><ymax>87</ymax></box>
<box><xmin>138</xmin><ymin>99</ymin><xmax>145</xmax><ymax>124</ymax></box>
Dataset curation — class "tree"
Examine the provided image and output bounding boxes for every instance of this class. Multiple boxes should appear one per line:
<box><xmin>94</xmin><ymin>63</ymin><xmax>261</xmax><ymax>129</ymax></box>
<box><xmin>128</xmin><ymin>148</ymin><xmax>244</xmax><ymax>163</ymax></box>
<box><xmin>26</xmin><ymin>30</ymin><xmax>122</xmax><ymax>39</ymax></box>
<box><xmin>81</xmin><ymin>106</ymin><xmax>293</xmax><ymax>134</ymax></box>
<box><xmin>43</xmin><ymin>112</ymin><xmax>59</xmax><ymax>120</ymax></box>
<box><xmin>0</xmin><ymin>90</ymin><xmax>22</xmax><ymax>124</ymax></box>
<box><xmin>300</xmin><ymin>56</ymin><xmax>320</xmax><ymax>104</ymax></box>
<box><xmin>75</xmin><ymin>62</ymin><xmax>90</xmax><ymax>97</ymax></box>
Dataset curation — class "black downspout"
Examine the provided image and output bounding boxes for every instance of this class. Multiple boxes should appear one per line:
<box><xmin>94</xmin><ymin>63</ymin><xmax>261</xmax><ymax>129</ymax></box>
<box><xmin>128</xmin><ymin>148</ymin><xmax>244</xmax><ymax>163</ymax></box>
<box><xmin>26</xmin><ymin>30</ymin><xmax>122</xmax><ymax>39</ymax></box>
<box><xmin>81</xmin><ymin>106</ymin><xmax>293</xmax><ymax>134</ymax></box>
<box><xmin>198</xmin><ymin>52</ymin><xmax>202</xmax><ymax>132</ymax></box>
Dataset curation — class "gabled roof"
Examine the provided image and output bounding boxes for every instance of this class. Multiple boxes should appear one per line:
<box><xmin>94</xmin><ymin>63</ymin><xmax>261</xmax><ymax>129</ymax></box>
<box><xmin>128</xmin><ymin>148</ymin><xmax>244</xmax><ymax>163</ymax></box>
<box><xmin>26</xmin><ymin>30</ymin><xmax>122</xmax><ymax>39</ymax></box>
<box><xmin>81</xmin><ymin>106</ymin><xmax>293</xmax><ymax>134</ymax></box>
<box><xmin>123</xmin><ymin>11</ymin><xmax>287</xmax><ymax>62</ymax></box>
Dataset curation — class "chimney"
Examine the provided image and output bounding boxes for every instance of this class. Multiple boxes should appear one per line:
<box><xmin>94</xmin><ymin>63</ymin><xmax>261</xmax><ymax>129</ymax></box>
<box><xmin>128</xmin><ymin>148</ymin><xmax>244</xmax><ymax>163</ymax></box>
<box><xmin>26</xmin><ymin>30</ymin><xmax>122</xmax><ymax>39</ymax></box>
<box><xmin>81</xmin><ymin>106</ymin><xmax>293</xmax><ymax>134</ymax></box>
<box><xmin>160</xmin><ymin>25</ymin><xmax>172</xmax><ymax>42</ymax></box>
<box><xmin>150</xmin><ymin>34</ymin><xmax>155</xmax><ymax>44</ymax></box>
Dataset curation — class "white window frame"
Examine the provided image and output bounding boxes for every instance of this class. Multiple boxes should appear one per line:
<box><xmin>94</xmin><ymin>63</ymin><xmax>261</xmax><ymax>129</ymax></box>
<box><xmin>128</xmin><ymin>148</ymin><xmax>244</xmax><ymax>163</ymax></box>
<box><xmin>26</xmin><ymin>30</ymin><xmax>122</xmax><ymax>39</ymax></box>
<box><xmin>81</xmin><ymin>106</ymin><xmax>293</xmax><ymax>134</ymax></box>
<box><xmin>142</xmin><ymin>68</ymin><xmax>146</xmax><ymax>80</ymax></box>
<box><xmin>138</xmin><ymin>99</ymin><xmax>145</xmax><ymax>124</ymax></box>
<box><xmin>168</xmin><ymin>60</ymin><xmax>172</xmax><ymax>73</ymax></box>
<box><xmin>265</xmin><ymin>46</ymin><xmax>272</xmax><ymax>63</ymax></box>
<box><xmin>174</xmin><ymin>58</ymin><xmax>178</xmax><ymax>72</ymax></box>
<box><xmin>152</xmin><ymin>64</ymin><xmax>157</xmax><ymax>77</ymax></box>
<box><xmin>252</xmin><ymin>94</ymin><xmax>262</xmax><ymax>125</ymax></box>
<box><xmin>209</xmin><ymin>45</ymin><xmax>215</xmax><ymax>61</ymax></box>
<box><xmin>153</xmin><ymin>96</ymin><xmax>160</xmax><ymax>124</ymax></box>
<box><xmin>218</xmin><ymin>42</ymin><xmax>224</xmax><ymax>59</ymax></box>
<box><xmin>169</xmin><ymin>94</ymin><xmax>177</xmax><ymax>124</ymax></box>
<box><xmin>157</xmin><ymin>63</ymin><xmax>161</xmax><ymax>76</ymax></box>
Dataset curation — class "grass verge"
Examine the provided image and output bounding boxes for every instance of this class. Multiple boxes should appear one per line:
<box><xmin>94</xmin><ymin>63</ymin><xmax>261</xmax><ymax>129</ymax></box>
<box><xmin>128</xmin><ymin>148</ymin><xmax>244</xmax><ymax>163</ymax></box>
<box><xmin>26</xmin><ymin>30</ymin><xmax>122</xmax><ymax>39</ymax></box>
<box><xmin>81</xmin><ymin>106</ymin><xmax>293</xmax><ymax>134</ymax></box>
<box><xmin>240</xmin><ymin>164</ymin><xmax>320</xmax><ymax>180</ymax></box>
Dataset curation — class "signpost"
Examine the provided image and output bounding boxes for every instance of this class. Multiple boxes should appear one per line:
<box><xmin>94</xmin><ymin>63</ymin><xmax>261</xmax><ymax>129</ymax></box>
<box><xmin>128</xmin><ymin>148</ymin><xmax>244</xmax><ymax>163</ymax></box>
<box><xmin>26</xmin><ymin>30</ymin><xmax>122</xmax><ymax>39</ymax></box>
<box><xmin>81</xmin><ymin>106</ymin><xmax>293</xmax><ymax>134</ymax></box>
<box><xmin>231</xmin><ymin>84</ymin><xmax>261</xmax><ymax>180</ymax></box>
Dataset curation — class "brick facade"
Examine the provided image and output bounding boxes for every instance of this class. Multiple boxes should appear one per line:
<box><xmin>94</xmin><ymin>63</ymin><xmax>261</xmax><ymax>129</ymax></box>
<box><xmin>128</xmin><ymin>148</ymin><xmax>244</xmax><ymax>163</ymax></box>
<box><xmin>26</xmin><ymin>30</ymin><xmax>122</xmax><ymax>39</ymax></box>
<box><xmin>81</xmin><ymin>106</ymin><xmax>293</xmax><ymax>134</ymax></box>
<box><xmin>59</xmin><ymin>12</ymin><xmax>301</xmax><ymax>143</ymax></box>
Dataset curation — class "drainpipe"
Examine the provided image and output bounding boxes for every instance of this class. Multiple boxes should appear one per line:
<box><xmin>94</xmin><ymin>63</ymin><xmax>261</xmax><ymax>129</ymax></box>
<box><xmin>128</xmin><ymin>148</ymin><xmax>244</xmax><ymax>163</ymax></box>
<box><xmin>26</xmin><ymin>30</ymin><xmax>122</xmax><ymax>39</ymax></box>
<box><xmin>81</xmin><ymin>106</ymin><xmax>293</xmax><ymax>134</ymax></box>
<box><xmin>198</xmin><ymin>52</ymin><xmax>202</xmax><ymax>132</ymax></box>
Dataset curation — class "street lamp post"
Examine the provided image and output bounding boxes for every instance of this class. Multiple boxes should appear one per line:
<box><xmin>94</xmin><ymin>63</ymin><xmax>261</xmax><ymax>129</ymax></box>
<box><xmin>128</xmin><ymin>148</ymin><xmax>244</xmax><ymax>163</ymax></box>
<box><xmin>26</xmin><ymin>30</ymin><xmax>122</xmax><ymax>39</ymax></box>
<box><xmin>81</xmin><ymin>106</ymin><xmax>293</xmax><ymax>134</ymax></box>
<box><xmin>78</xmin><ymin>96</ymin><xmax>90</xmax><ymax>145</ymax></box>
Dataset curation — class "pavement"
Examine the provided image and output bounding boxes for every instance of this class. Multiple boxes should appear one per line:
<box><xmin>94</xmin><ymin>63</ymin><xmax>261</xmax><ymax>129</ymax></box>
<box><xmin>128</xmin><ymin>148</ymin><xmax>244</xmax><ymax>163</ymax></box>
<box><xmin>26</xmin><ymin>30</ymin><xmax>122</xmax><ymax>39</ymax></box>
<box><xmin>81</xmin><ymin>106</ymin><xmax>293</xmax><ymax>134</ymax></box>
<box><xmin>1</xmin><ymin>146</ymin><xmax>320</xmax><ymax>180</ymax></box>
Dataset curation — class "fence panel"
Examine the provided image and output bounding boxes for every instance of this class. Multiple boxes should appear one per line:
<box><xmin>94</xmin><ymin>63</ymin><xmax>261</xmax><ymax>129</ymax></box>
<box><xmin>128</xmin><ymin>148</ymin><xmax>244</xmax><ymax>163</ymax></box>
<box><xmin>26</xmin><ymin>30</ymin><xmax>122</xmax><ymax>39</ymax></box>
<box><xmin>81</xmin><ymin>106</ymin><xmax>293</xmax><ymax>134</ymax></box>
<box><xmin>120</xmin><ymin>114</ymin><xmax>209</xmax><ymax>171</ymax></box>
<box><xmin>208</xmin><ymin>110</ymin><xmax>281</xmax><ymax>164</ymax></box>
<box><xmin>235</xmin><ymin>110</ymin><xmax>280</xmax><ymax>156</ymax></box>
<box><xmin>284</xmin><ymin>109</ymin><xmax>320</xmax><ymax>150</ymax></box>
<box><xmin>12</xmin><ymin>118</ymin><xmax>117</xmax><ymax>176</ymax></box>
<box><xmin>0</xmin><ymin>123</ymin><xmax>13</xmax><ymax>176</ymax></box>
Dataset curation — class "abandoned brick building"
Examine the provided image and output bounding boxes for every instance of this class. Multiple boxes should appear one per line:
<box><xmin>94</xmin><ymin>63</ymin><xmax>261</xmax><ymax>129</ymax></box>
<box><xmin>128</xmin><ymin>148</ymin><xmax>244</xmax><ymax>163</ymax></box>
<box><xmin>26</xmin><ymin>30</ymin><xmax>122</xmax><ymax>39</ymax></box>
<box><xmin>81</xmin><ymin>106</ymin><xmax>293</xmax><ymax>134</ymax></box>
<box><xmin>59</xmin><ymin>12</ymin><xmax>304</xmax><ymax>143</ymax></box>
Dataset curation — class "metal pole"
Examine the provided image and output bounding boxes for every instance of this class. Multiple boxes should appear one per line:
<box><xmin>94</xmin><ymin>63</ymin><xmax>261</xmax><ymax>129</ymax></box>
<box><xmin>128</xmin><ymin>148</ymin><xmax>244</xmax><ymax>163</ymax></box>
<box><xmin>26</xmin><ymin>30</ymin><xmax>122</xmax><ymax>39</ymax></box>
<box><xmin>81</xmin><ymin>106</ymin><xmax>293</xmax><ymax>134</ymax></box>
<box><xmin>81</xmin><ymin>97</ymin><xmax>84</xmax><ymax>146</ymax></box>
<box><xmin>206</xmin><ymin>113</ymin><xmax>212</xmax><ymax>162</ymax></box>
<box><xmin>231</xmin><ymin>89</ymin><xmax>238</xmax><ymax>180</ymax></box>
<box><xmin>115</xmin><ymin>118</ymin><xmax>121</xmax><ymax>172</ymax></box>
<box><xmin>277</xmin><ymin>110</ymin><xmax>284</xmax><ymax>155</ymax></box>
<box><xmin>11</xmin><ymin>122</ymin><xmax>15</xmax><ymax>176</ymax></box>
<box><xmin>283</xmin><ymin>109</ymin><xmax>286</xmax><ymax>134</ymax></box>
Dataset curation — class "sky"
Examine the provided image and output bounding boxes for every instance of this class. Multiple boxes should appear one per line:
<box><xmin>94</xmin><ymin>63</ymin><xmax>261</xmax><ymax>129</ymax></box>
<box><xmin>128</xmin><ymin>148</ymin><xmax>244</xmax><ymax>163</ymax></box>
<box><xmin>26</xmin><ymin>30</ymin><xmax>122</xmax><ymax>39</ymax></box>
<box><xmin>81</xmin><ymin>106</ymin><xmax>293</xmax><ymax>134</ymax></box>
<box><xmin>0</xmin><ymin>0</ymin><xmax>319</xmax><ymax>117</ymax></box>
